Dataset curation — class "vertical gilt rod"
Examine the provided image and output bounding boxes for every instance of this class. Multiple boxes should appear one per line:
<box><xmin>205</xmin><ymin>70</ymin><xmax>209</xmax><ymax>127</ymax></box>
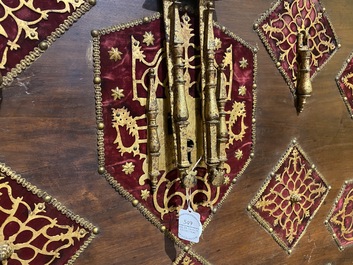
<box><xmin>204</xmin><ymin>0</ymin><xmax>220</xmax><ymax>182</ymax></box>
<box><xmin>172</xmin><ymin>0</ymin><xmax>193</xmax><ymax>187</ymax></box>
<box><xmin>147</xmin><ymin>69</ymin><xmax>161</xmax><ymax>193</ymax></box>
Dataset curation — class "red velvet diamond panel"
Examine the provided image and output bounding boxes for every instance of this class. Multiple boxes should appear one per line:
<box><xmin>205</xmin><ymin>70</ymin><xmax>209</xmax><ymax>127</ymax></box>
<box><xmin>326</xmin><ymin>180</ymin><xmax>353</xmax><ymax>251</ymax></box>
<box><xmin>0</xmin><ymin>0</ymin><xmax>95</xmax><ymax>87</ymax></box>
<box><xmin>255</xmin><ymin>0</ymin><xmax>339</xmax><ymax>92</ymax></box>
<box><xmin>336</xmin><ymin>52</ymin><xmax>353</xmax><ymax>119</ymax></box>
<box><xmin>0</xmin><ymin>163</ymin><xmax>98</xmax><ymax>264</ymax></box>
<box><xmin>248</xmin><ymin>140</ymin><xmax>329</xmax><ymax>253</ymax></box>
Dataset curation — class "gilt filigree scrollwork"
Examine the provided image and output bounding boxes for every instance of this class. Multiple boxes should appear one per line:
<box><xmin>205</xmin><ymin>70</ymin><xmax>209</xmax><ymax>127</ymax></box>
<box><xmin>248</xmin><ymin>140</ymin><xmax>329</xmax><ymax>253</ymax></box>
<box><xmin>0</xmin><ymin>0</ymin><xmax>95</xmax><ymax>86</ymax></box>
<box><xmin>326</xmin><ymin>180</ymin><xmax>353</xmax><ymax>250</ymax></box>
<box><xmin>336</xmin><ymin>52</ymin><xmax>353</xmax><ymax>118</ymax></box>
<box><xmin>255</xmin><ymin>0</ymin><xmax>339</xmax><ymax>112</ymax></box>
<box><xmin>0</xmin><ymin>163</ymin><xmax>97</xmax><ymax>264</ymax></box>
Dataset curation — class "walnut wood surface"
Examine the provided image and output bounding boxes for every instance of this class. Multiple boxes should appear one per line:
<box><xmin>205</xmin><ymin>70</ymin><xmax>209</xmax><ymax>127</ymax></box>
<box><xmin>1</xmin><ymin>0</ymin><xmax>353</xmax><ymax>264</ymax></box>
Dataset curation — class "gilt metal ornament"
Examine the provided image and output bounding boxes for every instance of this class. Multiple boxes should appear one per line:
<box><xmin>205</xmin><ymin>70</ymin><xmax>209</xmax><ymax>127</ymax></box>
<box><xmin>254</xmin><ymin>0</ymin><xmax>339</xmax><ymax>113</ymax></box>
<box><xmin>248</xmin><ymin>140</ymin><xmax>330</xmax><ymax>253</ymax></box>
<box><xmin>0</xmin><ymin>0</ymin><xmax>95</xmax><ymax>87</ymax></box>
<box><xmin>93</xmin><ymin>0</ymin><xmax>256</xmax><ymax>263</ymax></box>
<box><xmin>0</xmin><ymin>162</ymin><xmax>98</xmax><ymax>264</ymax></box>
<box><xmin>326</xmin><ymin>180</ymin><xmax>353</xmax><ymax>251</ymax></box>
<box><xmin>336</xmin><ymin>51</ymin><xmax>353</xmax><ymax>119</ymax></box>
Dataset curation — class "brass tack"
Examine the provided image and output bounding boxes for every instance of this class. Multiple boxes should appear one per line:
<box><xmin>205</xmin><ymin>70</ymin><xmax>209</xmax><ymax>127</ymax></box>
<box><xmin>91</xmin><ymin>30</ymin><xmax>99</xmax><ymax>37</ymax></box>
<box><xmin>98</xmin><ymin>167</ymin><xmax>105</xmax><ymax>174</ymax></box>
<box><xmin>97</xmin><ymin>122</ymin><xmax>104</xmax><ymax>130</ymax></box>
<box><xmin>88</xmin><ymin>0</ymin><xmax>96</xmax><ymax>6</ymax></box>
<box><xmin>39</xmin><ymin>41</ymin><xmax>48</xmax><ymax>51</ymax></box>
<box><xmin>93</xmin><ymin>227</ymin><xmax>100</xmax><ymax>234</ymax></box>
<box><xmin>132</xmin><ymin>199</ymin><xmax>139</xmax><ymax>207</ymax></box>
<box><xmin>43</xmin><ymin>195</ymin><xmax>52</xmax><ymax>203</ymax></box>
<box><xmin>93</xmin><ymin>76</ymin><xmax>101</xmax><ymax>84</ymax></box>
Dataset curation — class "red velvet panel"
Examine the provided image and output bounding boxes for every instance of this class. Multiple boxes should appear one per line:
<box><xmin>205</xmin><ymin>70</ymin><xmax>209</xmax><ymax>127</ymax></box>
<box><xmin>327</xmin><ymin>181</ymin><xmax>353</xmax><ymax>250</ymax></box>
<box><xmin>175</xmin><ymin>253</ymin><xmax>203</xmax><ymax>265</ymax></box>
<box><xmin>249</xmin><ymin>142</ymin><xmax>329</xmax><ymax>252</ymax></box>
<box><xmin>96</xmin><ymin>10</ymin><xmax>255</xmax><ymax>247</ymax></box>
<box><xmin>256</xmin><ymin>0</ymin><xmax>338</xmax><ymax>90</ymax></box>
<box><xmin>0</xmin><ymin>164</ymin><xmax>94</xmax><ymax>264</ymax></box>
<box><xmin>336</xmin><ymin>52</ymin><xmax>353</xmax><ymax>118</ymax></box>
<box><xmin>0</xmin><ymin>0</ymin><xmax>92</xmax><ymax>85</ymax></box>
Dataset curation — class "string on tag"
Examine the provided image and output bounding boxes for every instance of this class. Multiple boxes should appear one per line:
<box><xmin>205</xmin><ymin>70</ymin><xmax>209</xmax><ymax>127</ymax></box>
<box><xmin>185</xmin><ymin>156</ymin><xmax>202</xmax><ymax>212</ymax></box>
<box><xmin>186</xmin><ymin>188</ymin><xmax>192</xmax><ymax>212</ymax></box>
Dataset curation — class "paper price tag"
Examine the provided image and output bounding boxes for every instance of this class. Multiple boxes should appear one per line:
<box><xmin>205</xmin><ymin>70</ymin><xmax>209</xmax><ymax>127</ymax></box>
<box><xmin>178</xmin><ymin>207</ymin><xmax>202</xmax><ymax>243</ymax></box>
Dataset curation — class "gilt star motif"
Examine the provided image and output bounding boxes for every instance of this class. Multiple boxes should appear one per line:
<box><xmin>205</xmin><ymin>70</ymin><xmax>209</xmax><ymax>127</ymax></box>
<box><xmin>235</xmin><ymin>149</ymin><xmax>243</xmax><ymax>160</ymax></box>
<box><xmin>141</xmin><ymin>189</ymin><xmax>150</xmax><ymax>201</ymax></box>
<box><xmin>143</xmin><ymin>31</ymin><xmax>155</xmax><ymax>46</ymax></box>
<box><xmin>239</xmin><ymin>57</ymin><xmax>248</xmax><ymax>69</ymax></box>
<box><xmin>214</xmin><ymin>37</ymin><xmax>222</xmax><ymax>50</ymax></box>
<box><xmin>122</xmin><ymin>162</ymin><xmax>135</xmax><ymax>175</ymax></box>
<box><xmin>238</xmin><ymin>85</ymin><xmax>246</xmax><ymax>96</ymax></box>
<box><xmin>111</xmin><ymin>87</ymin><xmax>124</xmax><ymax>100</ymax></box>
<box><xmin>223</xmin><ymin>176</ymin><xmax>230</xmax><ymax>185</ymax></box>
<box><xmin>108</xmin><ymin>47</ymin><xmax>123</xmax><ymax>62</ymax></box>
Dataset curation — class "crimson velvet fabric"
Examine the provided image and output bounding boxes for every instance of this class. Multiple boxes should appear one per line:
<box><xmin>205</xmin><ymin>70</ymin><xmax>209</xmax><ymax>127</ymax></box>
<box><xmin>250</xmin><ymin>145</ymin><xmax>329</xmax><ymax>250</ymax></box>
<box><xmin>0</xmin><ymin>1</ymin><xmax>89</xmax><ymax>77</ymax></box>
<box><xmin>98</xmin><ymin>11</ymin><xmax>255</xmax><ymax>245</ymax></box>
<box><xmin>327</xmin><ymin>182</ymin><xmax>353</xmax><ymax>249</ymax></box>
<box><xmin>257</xmin><ymin>0</ymin><xmax>338</xmax><ymax>89</ymax></box>
<box><xmin>0</xmin><ymin>172</ymin><xmax>90</xmax><ymax>264</ymax></box>
<box><xmin>337</xmin><ymin>55</ymin><xmax>353</xmax><ymax>115</ymax></box>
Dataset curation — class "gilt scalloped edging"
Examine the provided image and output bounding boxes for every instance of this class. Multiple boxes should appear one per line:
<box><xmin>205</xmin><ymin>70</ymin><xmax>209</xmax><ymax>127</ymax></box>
<box><xmin>0</xmin><ymin>162</ymin><xmax>99</xmax><ymax>264</ymax></box>
<box><xmin>247</xmin><ymin>139</ymin><xmax>330</xmax><ymax>254</ymax></box>
<box><xmin>1</xmin><ymin>0</ymin><xmax>96</xmax><ymax>88</ymax></box>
